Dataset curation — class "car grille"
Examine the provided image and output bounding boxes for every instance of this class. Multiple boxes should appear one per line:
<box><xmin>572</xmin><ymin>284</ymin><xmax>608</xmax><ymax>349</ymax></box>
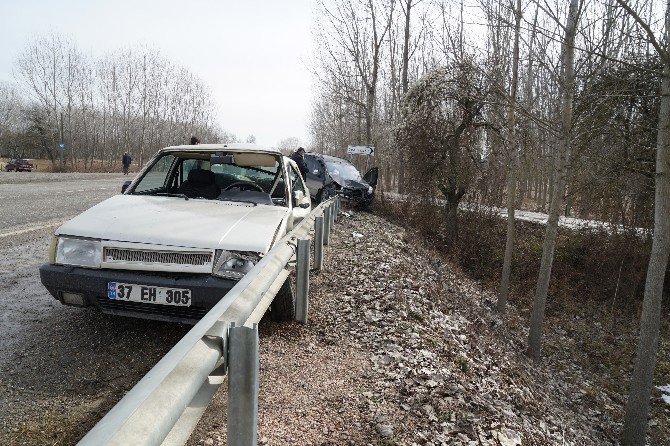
<box><xmin>96</xmin><ymin>297</ymin><xmax>209</xmax><ymax>322</ymax></box>
<box><xmin>343</xmin><ymin>188</ymin><xmax>364</xmax><ymax>199</ymax></box>
<box><xmin>104</xmin><ymin>248</ymin><xmax>213</xmax><ymax>266</ymax></box>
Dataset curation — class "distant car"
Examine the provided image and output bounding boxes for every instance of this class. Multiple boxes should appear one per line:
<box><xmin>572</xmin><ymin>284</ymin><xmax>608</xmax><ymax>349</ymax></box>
<box><xmin>303</xmin><ymin>153</ymin><xmax>378</xmax><ymax>207</ymax></box>
<box><xmin>5</xmin><ymin>159</ymin><xmax>34</xmax><ymax>172</ymax></box>
<box><xmin>39</xmin><ymin>143</ymin><xmax>311</xmax><ymax>324</ymax></box>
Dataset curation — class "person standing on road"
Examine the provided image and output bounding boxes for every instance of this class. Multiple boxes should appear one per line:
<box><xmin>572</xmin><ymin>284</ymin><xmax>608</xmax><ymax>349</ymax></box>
<box><xmin>289</xmin><ymin>147</ymin><xmax>309</xmax><ymax>180</ymax></box>
<box><xmin>122</xmin><ymin>152</ymin><xmax>132</xmax><ymax>175</ymax></box>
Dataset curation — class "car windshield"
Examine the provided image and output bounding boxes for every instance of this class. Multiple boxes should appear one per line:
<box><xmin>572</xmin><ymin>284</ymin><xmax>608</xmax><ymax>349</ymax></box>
<box><xmin>325</xmin><ymin>161</ymin><xmax>361</xmax><ymax>181</ymax></box>
<box><xmin>130</xmin><ymin>151</ymin><xmax>285</xmax><ymax>205</ymax></box>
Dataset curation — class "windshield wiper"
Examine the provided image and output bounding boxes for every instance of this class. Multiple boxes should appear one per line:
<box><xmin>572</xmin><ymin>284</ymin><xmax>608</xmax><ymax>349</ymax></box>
<box><xmin>154</xmin><ymin>192</ymin><xmax>190</xmax><ymax>200</ymax></box>
<box><xmin>220</xmin><ymin>198</ymin><xmax>258</xmax><ymax>206</ymax></box>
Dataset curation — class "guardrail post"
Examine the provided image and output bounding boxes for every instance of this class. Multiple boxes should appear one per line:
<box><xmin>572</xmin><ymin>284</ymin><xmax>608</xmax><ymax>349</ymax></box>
<box><xmin>295</xmin><ymin>238</ymin><xmax>310</xmax><ymax>323</ymax></box>
<box><xmin>330</xmin><ymin>201</ymin><xmax>336</xmax><ymax>228</ymax></box>
<box><xmin>324</xmin><ymin>206</ymin><xmax>331</xmax><ymax>246</ymax></box>
<box><xmin>333</xmin><ymin>197</ymin><xmax>338</xmax><ymax>222</ymax></box>
<box><xmin>227</xmin><ymin>323</ymin><xmax>259</xmax><ymax>446</ymax></box>
<box><xmin>314</xmin><ymin>216</ymin><xmax>324</xmax><ymax>271</ymax></box>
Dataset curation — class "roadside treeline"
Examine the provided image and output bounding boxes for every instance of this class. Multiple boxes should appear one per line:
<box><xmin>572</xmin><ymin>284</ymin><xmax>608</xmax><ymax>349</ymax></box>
<box><xmin>309</xmin><ymin>1</ymin><xmax>669</xmax><ymax>442</ymax></box>
<box><xmin>309</xmin><ymin>0</ymin><xmax>659</xmax><ymax>231</ymax></box>
<box><xmin>0</xmin><ymin>34</ymin><xmax>236</xmax><ymax>171</ymax></box>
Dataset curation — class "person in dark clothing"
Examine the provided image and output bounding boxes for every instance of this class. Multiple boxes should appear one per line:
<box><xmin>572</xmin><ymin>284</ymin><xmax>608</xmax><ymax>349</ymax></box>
<box><xmin>289</xmin><ymin>147</ymin><xmax>309</xmax><ymax>179</ymax></box>
<box><xmin>122</xmin><ymin>152</ymin><xmax>132</xmax><ymax>175</ymax></box>
<box><xmin>190</xmin><ymin>136</ymin><xmax>200</xmax><ymax>145</ymax></box>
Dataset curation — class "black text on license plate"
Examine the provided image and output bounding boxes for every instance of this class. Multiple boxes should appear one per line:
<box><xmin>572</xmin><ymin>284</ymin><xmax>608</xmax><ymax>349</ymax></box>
<box><xmin>107</xmin><ymin>282</ymin><xmax>191</xmax><ymax>306</ymax></box>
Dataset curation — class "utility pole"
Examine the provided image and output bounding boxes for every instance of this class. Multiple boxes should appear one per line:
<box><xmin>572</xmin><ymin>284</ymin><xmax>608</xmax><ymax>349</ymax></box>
<box><xmin>59</xmin><ymin>112</ymin><xmax>64</xmax><ymax>172</ymax></box>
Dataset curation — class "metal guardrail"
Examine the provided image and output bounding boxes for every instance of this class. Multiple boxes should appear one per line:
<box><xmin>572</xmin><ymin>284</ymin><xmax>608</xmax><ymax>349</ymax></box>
<box><xmin>78</xmin><ymin>197</ymin><xmax>341</xmax><ymax>446</ymax></box>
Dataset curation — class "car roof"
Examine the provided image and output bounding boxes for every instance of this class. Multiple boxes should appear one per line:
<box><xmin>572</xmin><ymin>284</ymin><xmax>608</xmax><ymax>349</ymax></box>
<box><xmin>160</xmin><ymin>143</ymin><xmax>281</xmax><ymax>155</ymax></box>
<box><xmin>306</xmin><ymin>152</ymin><xmax>353</xmax><ymax>164</ymax></box>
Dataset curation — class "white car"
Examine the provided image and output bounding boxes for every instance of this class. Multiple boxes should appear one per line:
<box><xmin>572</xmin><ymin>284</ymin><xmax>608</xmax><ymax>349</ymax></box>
<box><xmin>39</xmin><ymin>144</ymin><xmax>311</xmax><ymax>324</ymax></box>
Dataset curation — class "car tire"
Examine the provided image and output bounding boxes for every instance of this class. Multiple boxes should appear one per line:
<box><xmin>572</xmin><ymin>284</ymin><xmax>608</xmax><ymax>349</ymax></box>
<box><xmin>271</xmin><ymin>276</ymin><xmax>295</xmax><ymax>321</ymax></box>
<box><xmin>316</xmin><ymin>185</ymin><xmax>334</xmax><ymax>204</ymax></box>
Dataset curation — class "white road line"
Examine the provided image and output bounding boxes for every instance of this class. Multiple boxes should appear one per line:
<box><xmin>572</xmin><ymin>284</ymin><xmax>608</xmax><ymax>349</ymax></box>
<box><xmin>0</xmin><ymin>217</ymin><xmax>73</xmax><ymax>239</ymax></box>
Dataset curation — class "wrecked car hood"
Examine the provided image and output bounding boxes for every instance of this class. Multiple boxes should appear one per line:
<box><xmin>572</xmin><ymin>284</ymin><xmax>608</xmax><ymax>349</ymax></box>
<box><xmin>330</xmin><ymin>175</ymin><xmax>370</xmax><ymax>190</ymax></box>
<box><xmin>55</xmin><ymin>194</ymin><xmax>288</xmax><ymax>253</ymax></box>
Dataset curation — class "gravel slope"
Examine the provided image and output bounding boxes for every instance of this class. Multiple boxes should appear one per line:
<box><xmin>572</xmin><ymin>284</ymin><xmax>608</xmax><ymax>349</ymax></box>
<box><xmin>187</xmin><ymin>211</ymin><xmax>668</xmax><ymax>445</ymax></box>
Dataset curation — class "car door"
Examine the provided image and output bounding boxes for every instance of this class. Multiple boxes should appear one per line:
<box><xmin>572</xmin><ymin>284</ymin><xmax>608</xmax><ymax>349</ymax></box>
<box><xmin>303</xmin><ymin>155</ymin><xmax>324</xmax><ymax>199</ymax></box>
<box><xmin>287</xmin><ymin>161</ymin><xmax>311</xmax><ymax>226</ymax></box>
<box><xmin>363</xmin><ymin>167</ymin><xmax>379</xmax><ymax>188</ymax></box>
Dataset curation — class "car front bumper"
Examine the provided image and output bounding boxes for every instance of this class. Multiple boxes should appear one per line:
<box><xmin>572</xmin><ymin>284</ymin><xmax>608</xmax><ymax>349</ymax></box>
<box><xmin>39</xmin><ymin>264</ymin><xmax>237</xmax><ymax>324</ymax></box>
<box><xmin>338</xmin><ymin>188</ymin><xmax>374</xmax><ymax>206</ymax></box>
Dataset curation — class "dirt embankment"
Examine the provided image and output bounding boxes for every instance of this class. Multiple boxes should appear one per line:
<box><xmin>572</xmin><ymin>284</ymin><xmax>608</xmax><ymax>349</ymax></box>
<box><xmin>188</xmin><ymin>211</ymin><xmax>669</xmax><ymax>445</ymax></box>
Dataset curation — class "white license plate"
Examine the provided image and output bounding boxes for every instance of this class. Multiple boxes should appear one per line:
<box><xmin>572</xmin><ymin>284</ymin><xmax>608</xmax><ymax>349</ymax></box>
<box><xmin>107</xmin><ymin>282</ymin><xmax>191</xmax><ymax>307</ymax></box>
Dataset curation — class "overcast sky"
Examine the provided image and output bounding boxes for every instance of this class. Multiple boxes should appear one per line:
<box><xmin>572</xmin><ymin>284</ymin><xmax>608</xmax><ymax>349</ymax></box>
<box><xmin>0</xmin><ymin>0</ymin><xmax>314</xmax><ymax>147</ymax></box>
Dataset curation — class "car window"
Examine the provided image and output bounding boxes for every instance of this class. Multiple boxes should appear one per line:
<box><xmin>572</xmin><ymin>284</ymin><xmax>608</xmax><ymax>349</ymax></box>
<box><xmin>132</xmin><ymin>151</ymin><xmax>283</xmax><ymax>203</ymax></box>
<box><xmin>326</xmin><ymin>160</ymin><xmax>361</xmax><ymax>181</ymax></box>
<box><xmin>212</xmin><ymin>163</ymin><xmax>279</xmax><ymax>187</ymax></box>
<box><xmin>288</xmin><ymin>163</ymin><xmax>306</xmax><ymax>206</ymax></box>
<box><xmin>180</xmin><ymin>159</ymin><xmax>201</xmax><ymax>184</ymax></box>
<box><xmin>134</xmin><ymin>154</ymin><xmax>176</xmax><ymax>193</ymax></box>
<box><xmin>304</xmin><ymin>156</ymin><xmax>317</xmax><ymax>174</ymax></box>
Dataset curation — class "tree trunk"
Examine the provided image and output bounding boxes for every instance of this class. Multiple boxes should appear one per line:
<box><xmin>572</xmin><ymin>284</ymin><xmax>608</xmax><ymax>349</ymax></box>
<box><xmin>398</xmin><ymin>0</ymin><xmax>411</xmax><ymax>195</ymax></box>
<box><xmin>527</xmin><ymin>0</ymin><xmax>580</xmax><ymax>360</ymax></box>
<box><xmin>621</xmin><ymin>4</ymin><xmax>670</xmax><ymax>442</ymax></box>
<box><xmin>497</xmin><ymin>0</ymin><xmax>522</xmax><ymax>313</ymax></box>
<box><xmin>441</xmin><ymin>183</ymin><xmax>466</xmax><ymax>253</ymax></box>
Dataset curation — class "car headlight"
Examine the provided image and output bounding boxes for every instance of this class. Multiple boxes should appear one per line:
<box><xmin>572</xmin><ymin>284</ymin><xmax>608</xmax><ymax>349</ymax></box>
<box><xmin>367</xmin><ymin>186</ymin><xmax>374</xmax><ymax>194</ymax></box>
<box><xmin>55</xmin><ymin>236</ymin><xmax>102</xmax><ymax>268</ymax></box>
<box><xmin>212</xmin><ymin>250</ymin><xmax>260</xmax><ymax>279</ymax></box>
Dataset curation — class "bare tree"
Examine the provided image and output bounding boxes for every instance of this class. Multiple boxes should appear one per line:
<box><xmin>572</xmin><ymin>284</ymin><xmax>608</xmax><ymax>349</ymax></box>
<box><xmin>613</xmin><ymin>1</ymin><xmax>670</xmax><ymax>443</ymax></box>
<box><xmin>277</xmin><ymin>136</ymin><xmax>302</xmax><ymax>154</ymax></box>
<box><xmin>496</xmin><ymin>0</ymin><xmax>522</xmax><ymax>313</ymax></box>
<box><xmin>396</xmin><ymin>61</ymin><xmax>488</xmax><ymax>251</ymax></box>
<box><xmin>527</xmin><ymin>0</ymin><xmax>582</xmax><ymax>360</ymax></box>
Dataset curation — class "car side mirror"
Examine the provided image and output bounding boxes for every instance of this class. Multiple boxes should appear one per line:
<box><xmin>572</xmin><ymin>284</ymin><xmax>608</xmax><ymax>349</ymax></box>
<box><xmin>121</xmin><ymin>180</ymin><xmax>131</xmax><ymax>193</ymax></box>
<box><xmin>293</xmin><ymin>190</ymin><xmax>311</xmax><ymax>208</ymax></box>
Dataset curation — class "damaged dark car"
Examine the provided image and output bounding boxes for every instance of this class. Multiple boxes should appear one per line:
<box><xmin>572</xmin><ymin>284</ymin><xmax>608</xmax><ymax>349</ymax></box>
<box><xmin>303</xmin><ymin>153</ymin><xmax>378</xmax><ymax>207</ymax></box>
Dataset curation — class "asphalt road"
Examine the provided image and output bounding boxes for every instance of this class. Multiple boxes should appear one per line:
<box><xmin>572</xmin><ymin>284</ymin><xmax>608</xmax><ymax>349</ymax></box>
<box><xmin>0</xmin><ymin>172</ymin><xmax>191</xmax><ymax>445</ymax></box>
<box><xmin>0</xmin><ymin>171</ymin><xmax>127</xmax><ymax>236</ymax></box>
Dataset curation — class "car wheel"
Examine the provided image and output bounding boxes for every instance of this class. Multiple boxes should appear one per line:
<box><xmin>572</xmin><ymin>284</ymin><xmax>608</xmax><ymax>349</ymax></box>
<box><xmin>316</xmin><ymin>185</ymin><xmax>334</xmax><ymax>204</ymax></box>
<box><xmin>271</xmin><ymin>276</ymin><xmax>295</xmax><ymax>321</ymax></box>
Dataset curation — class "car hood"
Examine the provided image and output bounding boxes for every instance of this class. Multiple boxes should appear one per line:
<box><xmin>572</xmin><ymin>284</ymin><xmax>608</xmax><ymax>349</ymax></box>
<box><xmin>331</xmin><ymin>176</ymin><xmax>370</xmax><ymax>190</ymax></box>
<box><xmin>55</xmin><ymin>194</ymin><xmax>288</xmax><ymax>253</ymax></box>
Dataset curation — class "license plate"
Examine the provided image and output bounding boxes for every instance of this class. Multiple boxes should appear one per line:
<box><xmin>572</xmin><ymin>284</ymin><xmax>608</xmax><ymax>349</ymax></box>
<box><xmin>107</xmin><ymin>282</ymin><xmax>191</xmax><ymax>307</ymax></box>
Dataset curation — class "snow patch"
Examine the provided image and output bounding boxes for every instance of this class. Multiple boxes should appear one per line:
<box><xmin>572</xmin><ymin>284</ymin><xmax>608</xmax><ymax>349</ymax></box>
<box><xmin>657</xmin><ymin>385</ymin><xmax>670</xmax><ymax>405</ymax></box>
